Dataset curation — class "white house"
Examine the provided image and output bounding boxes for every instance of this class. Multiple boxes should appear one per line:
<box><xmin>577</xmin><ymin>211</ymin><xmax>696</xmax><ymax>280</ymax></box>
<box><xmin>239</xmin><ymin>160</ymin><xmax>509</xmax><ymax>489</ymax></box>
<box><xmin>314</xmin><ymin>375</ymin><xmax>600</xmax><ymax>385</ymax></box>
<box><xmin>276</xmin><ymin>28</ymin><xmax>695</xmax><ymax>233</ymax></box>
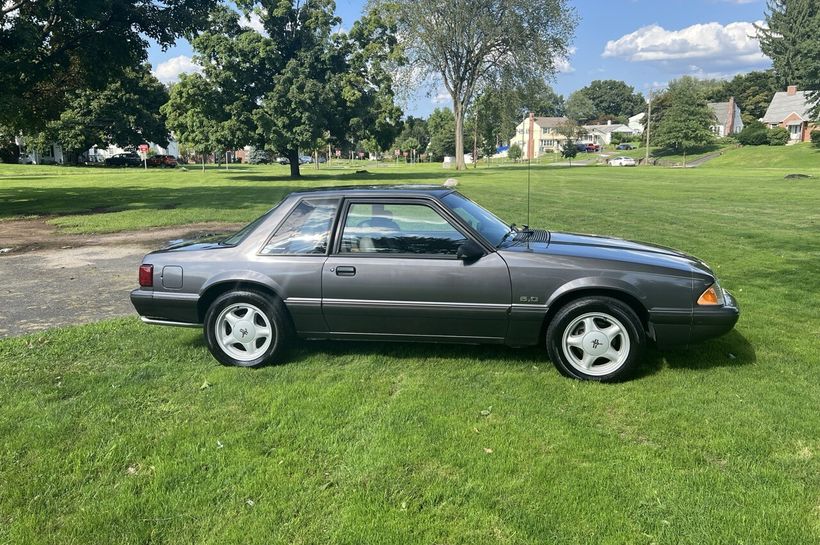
<box><xmin>580</xmin><ymin>121</ymin><xmax>634</xmax><ymax>145</ymax></box>
<box><xmin>17</xmin><ymin>137</ymin><xmax>179</xmax><ymax>164</ymax></box>
<box><xmin>708</xmin><ymin>97</ymin><xmax>743</xmax><ymax>137</ymax></box>
<box><xmin>628</xmin><ymin>112</ymin><xmax>645</xmax><ymax>134</ymax></box>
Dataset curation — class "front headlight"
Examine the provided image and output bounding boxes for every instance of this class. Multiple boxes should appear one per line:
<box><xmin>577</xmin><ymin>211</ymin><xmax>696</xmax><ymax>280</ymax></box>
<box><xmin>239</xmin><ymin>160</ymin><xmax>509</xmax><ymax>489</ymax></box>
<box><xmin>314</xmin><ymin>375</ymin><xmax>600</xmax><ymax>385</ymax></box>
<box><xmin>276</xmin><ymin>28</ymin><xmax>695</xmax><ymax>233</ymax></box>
<box><xmin>697</xmin><ymin>282</ymin><xmax>725</xmax><ymax>306</ymax></box>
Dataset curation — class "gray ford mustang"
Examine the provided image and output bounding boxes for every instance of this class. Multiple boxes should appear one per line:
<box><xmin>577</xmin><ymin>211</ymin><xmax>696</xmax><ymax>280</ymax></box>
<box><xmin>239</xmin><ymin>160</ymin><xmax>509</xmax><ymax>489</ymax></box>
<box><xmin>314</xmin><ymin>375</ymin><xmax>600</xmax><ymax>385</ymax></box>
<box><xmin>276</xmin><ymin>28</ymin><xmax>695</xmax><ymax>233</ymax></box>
<box><xmin>131</xmin><ymin>185</ymin><xmax>739</xmax><ymax>381</ymax></box>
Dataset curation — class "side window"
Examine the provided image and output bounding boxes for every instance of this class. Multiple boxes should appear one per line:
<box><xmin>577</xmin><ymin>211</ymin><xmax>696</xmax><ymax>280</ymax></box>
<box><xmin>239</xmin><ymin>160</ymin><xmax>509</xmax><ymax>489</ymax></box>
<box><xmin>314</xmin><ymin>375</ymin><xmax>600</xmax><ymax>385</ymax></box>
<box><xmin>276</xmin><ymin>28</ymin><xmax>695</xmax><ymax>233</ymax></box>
<box><xmin>261</xmin><ymin>198</ymin><xmax>338</xmax><ymax>255</ymax></box>
<box><xmin>339</xmin><ymin>202</ymin><xmax>467</xmax><ymax>255</ymax></box>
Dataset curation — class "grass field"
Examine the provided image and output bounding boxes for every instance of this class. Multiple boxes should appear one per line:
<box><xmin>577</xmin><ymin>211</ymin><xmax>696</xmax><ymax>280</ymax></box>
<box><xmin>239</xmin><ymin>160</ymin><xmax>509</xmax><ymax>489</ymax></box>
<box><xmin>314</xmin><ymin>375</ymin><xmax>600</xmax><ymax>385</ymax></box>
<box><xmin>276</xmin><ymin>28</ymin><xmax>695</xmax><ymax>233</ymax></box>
<box><xmin>1</xmin><ymin>147</ymin><xmax>819</xmax><ymax>544</ymax></box>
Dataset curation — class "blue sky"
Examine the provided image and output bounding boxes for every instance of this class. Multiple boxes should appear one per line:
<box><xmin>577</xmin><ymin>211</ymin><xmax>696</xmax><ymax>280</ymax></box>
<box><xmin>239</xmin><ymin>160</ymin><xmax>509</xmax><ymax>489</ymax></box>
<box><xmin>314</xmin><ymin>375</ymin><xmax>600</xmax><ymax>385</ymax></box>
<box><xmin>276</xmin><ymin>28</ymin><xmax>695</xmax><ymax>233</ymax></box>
<box><xmin>148</xmin><ymin>0</ymin><xmax>773</xmax><ymax>117</ymax></box>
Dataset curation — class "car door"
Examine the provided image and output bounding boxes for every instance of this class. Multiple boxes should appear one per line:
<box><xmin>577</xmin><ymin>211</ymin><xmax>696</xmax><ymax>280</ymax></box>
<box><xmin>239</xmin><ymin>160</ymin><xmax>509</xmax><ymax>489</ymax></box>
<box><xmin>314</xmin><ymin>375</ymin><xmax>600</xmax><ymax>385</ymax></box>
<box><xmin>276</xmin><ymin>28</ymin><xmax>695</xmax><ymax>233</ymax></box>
<box><xmin>321</xmin><ymin>198</ymin><xmax>512</xmax><ymax>342</ymax></box>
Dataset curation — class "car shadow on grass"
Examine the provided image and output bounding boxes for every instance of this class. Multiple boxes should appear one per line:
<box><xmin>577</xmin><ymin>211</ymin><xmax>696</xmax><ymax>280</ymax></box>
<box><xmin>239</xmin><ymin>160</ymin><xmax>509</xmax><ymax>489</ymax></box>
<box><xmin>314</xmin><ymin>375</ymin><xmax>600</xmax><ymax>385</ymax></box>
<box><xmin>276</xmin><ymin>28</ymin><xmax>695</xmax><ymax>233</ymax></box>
<box><xmin>637</xmin><ymin>330</ymin><xmax>756</xmax><ymax>378</ymax></box>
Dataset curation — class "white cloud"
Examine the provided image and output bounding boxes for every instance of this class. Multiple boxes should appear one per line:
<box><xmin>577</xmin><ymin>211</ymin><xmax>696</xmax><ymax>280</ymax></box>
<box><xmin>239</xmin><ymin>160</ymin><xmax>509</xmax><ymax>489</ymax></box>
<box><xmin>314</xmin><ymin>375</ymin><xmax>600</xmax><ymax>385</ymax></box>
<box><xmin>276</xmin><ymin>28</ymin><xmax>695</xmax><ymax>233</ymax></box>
<box><xmin>431</xmin><ymin>88</ymin><xmax>450</xmax><ymax>104</ymax></box>
<box><xmin>153</xmin><ymin>55</ymin><xmax>202</xmax><ymax>84</ymax></box>
<box><xmin>603</xmin><ymin>21</ymin><xmax>769</xmax><ymax>73</ymax></box>
<box><xmin>554</xmin><ymin>47</ymin><xmax>576</xmax><ymax>74</ymax></box>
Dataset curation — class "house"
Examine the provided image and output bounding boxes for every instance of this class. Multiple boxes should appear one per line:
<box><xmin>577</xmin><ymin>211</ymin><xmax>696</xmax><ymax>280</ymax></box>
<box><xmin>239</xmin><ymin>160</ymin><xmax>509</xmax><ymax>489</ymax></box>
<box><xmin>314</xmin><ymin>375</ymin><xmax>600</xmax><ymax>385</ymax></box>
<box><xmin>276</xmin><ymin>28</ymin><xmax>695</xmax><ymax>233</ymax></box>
<box><xmin>708</xmin><ymin>97</ymin><xmax>743</xmax><ymax>136</ymax></box>
<box><xmin>510</xmin><ymin>116</ymin><xmax>570</xmax><ymax>158</ymax></box>
<box><xmin>761</xmin><ymin>85</ymin><xmax>818</xmax><ymax>143</ymax></box>
<box><xmin>16</xmin><ymin>137</ymin><xmax>179</xmax><ymax>164</ymax></box>
<box><xmin>580</xmin><ymin>121</ymin><xmax>634</xmax><ymax>145</ymax></box>
<box><xmin>628</xmin><ymin>112</ymin><xmax>645</xmax><ymax>134</ymax></box>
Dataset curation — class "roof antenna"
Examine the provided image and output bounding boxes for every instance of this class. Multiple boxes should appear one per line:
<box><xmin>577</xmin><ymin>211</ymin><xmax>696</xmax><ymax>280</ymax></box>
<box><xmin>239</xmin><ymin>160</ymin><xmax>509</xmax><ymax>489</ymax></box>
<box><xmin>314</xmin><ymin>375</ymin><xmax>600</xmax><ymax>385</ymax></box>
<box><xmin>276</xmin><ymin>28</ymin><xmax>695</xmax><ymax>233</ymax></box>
<box><xmin>525</xmin><ymin>112</ymin><xmax>533</xmax><ymax>249</ymax></box>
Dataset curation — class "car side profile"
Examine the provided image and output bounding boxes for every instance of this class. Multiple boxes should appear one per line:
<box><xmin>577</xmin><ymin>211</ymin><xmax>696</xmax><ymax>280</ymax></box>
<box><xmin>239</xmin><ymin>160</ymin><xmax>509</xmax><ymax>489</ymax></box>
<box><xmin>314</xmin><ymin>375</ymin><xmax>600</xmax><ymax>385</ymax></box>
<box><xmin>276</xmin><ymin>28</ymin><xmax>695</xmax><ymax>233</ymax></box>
<box><xmin>609</xmin><ymin>156</ymin><xmax>637</xmax><ymax>167</ymax></box>
<box><xmin>131</xmin><ymin>186</ymin><xmax>739</xmax><ymax>381</ymax></box>
<box><xmin>105</xmin><ymin>152</ymin><xmax>142</xmax><ymax>167</ymax></box>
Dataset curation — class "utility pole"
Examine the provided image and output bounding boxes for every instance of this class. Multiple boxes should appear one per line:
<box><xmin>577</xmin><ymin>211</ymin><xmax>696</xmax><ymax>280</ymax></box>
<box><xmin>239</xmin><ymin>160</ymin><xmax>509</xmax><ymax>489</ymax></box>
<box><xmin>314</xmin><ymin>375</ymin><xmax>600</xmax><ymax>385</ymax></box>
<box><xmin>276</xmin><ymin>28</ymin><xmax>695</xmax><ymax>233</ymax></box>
<box><xmin>645</xmin><ymin>88</ymin><xmax>652</xmax><ymax>166</ymax></box>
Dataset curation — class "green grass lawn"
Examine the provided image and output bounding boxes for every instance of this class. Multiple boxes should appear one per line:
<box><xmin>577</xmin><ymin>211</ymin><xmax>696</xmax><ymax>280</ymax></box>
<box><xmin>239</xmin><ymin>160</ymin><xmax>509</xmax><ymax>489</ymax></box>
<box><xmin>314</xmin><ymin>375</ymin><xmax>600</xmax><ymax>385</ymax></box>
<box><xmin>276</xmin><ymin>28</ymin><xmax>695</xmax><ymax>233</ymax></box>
<box><xmin>1</xmin><ymin>150</ymin><xmax>819</xmax><ymax>544</ymax></box>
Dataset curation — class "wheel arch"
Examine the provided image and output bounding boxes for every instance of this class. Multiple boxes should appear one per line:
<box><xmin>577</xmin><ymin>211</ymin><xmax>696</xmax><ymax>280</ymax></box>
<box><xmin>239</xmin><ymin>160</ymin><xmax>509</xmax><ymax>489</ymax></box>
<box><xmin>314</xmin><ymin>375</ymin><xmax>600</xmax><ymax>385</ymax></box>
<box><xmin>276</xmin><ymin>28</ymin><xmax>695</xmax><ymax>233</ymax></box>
<box><xmin>541</xmin><ymin>284</ymin><xmax>650</xmax><ymax>342</ymax></box>
<box><xmin>197</xmin><ymin>274</ymin><xmax>285</xmax><ymax>323</ymax></box>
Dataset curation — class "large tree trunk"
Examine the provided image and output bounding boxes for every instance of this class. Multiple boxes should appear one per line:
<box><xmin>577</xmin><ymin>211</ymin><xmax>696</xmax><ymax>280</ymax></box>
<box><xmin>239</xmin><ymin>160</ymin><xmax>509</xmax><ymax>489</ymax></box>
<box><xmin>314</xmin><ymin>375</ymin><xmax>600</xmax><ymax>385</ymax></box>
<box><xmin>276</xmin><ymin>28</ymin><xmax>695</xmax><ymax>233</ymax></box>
<box><xmin>454</xmin><ymin>99</ymin><xmax>465</xmax><ymax>170</ymax></box>
<box><xmin>288</xmin><ymin>149</ymin><xmax>301</xmax><ymax>177</ymax></box>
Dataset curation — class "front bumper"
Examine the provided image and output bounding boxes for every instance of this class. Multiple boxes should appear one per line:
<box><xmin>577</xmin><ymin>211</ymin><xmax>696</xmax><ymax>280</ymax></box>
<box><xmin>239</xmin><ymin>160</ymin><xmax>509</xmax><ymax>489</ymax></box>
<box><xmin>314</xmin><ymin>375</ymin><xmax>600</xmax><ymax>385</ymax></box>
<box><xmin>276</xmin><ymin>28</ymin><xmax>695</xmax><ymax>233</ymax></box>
<box><xmin>648</xmin><ymin>290</ymin><xmax>740</xmax><ymax>348</ymax></box>
<box><xmin>130</xmin><ymin>289</ymin><xmax>201</xmax><ymax>326</ymax></box>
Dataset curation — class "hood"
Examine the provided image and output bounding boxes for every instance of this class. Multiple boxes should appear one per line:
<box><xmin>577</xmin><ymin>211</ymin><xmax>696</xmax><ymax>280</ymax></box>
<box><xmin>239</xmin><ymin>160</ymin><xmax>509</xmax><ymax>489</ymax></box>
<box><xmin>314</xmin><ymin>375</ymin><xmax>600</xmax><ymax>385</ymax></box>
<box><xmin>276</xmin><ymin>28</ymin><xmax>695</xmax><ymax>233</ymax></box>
<box><xmin>502</xmin><ymin>231</ymin><xmax>714</xmax><ymax>277</ymax></box>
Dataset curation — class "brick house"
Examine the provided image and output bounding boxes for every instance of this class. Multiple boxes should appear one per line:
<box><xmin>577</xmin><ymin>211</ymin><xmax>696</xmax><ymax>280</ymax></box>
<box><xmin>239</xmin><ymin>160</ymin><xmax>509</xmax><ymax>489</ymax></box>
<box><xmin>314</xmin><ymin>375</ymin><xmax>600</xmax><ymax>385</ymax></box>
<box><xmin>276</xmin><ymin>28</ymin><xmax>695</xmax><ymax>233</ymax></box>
<box><xmin>761</xmin><ymin>85</ymin><xmax>818</xmax><ymax>143</ymax></box>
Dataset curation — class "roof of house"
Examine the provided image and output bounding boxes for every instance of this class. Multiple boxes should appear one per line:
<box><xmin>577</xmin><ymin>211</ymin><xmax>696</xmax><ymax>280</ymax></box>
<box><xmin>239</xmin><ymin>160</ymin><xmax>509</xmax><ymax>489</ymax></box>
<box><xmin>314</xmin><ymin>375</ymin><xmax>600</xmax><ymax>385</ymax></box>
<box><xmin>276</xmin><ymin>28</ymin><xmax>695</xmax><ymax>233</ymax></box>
<box><xmin>582</xmin><ymin>123</ymin><xmax>632</xmax><ymax>134</ymax></box>
<box><xmin>533</xmin><ymin>116</ymin><xmax>569</xmax><ymax>128</ymax></box>
<box><xmin>628</xmin><ymin>112</ymin><xmax>645</xmax><ymax>122</ymax></box>
<box><xmin>762</xmin><ymin>91</ymin><xmax>815</xmax><ymax>123</ymax></box>
<box><xmin>708</xmin><ymin>102</ymin><xmax>733</xmax><ymax>127</ymax></box>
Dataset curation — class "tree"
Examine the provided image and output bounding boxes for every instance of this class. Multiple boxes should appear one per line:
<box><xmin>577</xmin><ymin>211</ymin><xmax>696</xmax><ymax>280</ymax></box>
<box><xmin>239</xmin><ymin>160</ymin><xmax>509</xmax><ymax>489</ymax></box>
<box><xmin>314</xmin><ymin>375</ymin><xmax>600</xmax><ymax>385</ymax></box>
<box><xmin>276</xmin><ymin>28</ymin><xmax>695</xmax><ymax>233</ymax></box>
<box><xmin>395</xmin><ymin>116</ymin><xmax>429</xmax><ymax>154</ymax></box>
<box><xmin>381</xmin><ymin>0</ymin><xmax>576</xmax><ymax>170</ymax></box>
<box><xmin>757</xmin><ymin>0</ymin><xmax>820</xmax><ymax>119</ymax></box>
<box><xmin>577</xmin><ymin>80</ymin><xmax>645</xmax><ymax>120</ymax></box>
<box><xmin>560</xmin><ymin>140</ymin><xmax>578</xmax><ymax>165</ymax></box>
<box><xmin>507</xmin><ymin>143</ymin><xmax>522</xmax><ymax>162</ymax></box>
<box><xmin>0</xmin><ymin>0</ymin><xmax>216</xmax><ymax>134</ymax></box>
<box><xmin>564</xmin><ymin>91</ymin><xmax>596</xmax><ymax>124</ymax></box>
<box><xmin>165</xmin><ymin>2</ymin><xmax>403</xmax><ymax>177</ymax></box>
<box><xmin>653</xmin><ymin>82</ymin><xmax>715</xmax><ymax>166</ymax></box>
<box><xmin>35</xmin><ymin>65</ymin><xmax>169</xmax><ymax>160</ymax></box>
<box><xmin>426</xmin><ymin>108</ymin><xmax>456</xmax><ymax>160</ymax></box>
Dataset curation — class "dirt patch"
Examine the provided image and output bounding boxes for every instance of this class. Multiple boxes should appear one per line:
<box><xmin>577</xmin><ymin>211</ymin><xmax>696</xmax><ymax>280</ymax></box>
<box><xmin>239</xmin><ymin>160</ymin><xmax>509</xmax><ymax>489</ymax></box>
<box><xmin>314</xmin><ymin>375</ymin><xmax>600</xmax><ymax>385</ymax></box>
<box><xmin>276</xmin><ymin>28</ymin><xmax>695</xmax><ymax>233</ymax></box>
<box><xmin>0</xmin><ymin>218</ymin><xmax>243</xmax><ymax>255</ymax></box>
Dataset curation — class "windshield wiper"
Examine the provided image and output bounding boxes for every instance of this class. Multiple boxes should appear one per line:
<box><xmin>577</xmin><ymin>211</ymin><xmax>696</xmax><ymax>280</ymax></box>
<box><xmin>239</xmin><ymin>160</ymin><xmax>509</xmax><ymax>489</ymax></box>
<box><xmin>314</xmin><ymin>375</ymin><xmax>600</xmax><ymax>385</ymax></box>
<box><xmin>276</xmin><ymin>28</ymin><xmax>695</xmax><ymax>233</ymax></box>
<box><xmin>497</xmin><ymin>224</ymin><xmax>519</xmax><ymax>247</ymax></box>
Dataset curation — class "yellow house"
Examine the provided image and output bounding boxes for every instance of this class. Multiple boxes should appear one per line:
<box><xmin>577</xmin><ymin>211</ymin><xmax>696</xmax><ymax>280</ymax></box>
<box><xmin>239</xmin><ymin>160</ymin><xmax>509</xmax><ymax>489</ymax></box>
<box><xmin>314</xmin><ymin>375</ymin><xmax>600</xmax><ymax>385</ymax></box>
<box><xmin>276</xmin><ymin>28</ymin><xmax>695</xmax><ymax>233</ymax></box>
<box><xmin>510</xmin><ymin>116</ymin><xmax>570</xmax><ymax>158</ymax></box>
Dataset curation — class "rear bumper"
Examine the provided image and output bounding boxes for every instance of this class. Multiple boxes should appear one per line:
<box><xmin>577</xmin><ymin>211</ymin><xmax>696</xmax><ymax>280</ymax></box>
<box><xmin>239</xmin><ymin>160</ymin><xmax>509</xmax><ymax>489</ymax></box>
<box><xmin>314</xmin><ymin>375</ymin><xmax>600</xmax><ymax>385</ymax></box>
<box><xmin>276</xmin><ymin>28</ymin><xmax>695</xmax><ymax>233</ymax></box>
<box><xmin>648</xmin><ymin>291</ymin><xmax>740</xmax><ymax>348</ymax></box>
<box><xmin>130</xmin><ymin>289</ymin><xmax>201</xmax><ymax>326</ymax></box>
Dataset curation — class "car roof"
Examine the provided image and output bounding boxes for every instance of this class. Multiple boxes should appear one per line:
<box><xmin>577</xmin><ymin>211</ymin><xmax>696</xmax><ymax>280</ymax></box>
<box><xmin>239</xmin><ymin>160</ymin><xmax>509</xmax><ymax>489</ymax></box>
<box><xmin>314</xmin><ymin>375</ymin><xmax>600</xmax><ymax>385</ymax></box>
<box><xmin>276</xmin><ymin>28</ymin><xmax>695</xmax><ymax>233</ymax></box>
<box><xmin>290</xmin><ymin>184</ymin><xmax>456</xmax><ymax>198</ymax></box>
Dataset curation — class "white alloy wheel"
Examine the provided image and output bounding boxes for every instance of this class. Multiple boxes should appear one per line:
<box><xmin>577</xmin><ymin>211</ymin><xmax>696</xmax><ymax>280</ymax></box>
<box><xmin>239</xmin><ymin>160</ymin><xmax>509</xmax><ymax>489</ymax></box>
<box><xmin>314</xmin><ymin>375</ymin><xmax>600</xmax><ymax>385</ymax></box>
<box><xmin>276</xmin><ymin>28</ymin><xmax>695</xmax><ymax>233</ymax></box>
<box><xmin>214</xmin><ymin>302</ymin><xmax>275</xmax><ymax>362</ymax></box>
<box><xmin>561</xmin><ymin>312</ymin><xmax>631</xmax><ymax>376</ymax></box>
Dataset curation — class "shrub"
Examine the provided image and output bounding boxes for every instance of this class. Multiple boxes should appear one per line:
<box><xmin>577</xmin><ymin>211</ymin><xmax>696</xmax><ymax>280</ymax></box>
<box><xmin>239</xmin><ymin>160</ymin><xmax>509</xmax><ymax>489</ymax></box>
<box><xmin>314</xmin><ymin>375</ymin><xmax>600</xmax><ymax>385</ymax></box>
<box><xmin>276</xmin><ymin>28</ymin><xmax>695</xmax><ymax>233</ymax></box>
<box><xmin>507</xmin><ymin>144</ymin><xmax>522</xmax><ymax>161</ymax></box>
<box><xmin>246</xmin><ymin>147</ymin><xmax>271</xmax><ymax>164</ymax></box>
<box><xmin>737</xmin><ymin>121</ymin><xmax>769</xmax><ymax>146</ymax></box>
<box><xmin>811</xmin><ymin>130</ymin><xmax>820</xmax><ymax>147</ymax></box>
<box><xmin>767</xmin><ymin>127</ymin><xmax>790</xmax><ymax>146</ymax></box>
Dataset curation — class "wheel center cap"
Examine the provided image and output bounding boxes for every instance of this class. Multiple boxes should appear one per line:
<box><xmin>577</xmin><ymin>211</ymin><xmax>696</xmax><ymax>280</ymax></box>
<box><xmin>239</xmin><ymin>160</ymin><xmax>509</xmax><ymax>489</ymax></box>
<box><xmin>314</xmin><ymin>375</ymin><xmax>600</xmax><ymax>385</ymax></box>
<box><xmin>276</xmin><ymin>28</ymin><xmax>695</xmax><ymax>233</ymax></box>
<box><xmin>582</xmin><ymin>332</ymin><xmax>608</xmax><ymax>356</ymax></box>
<box><xmin>233</xmin><ymin>320</ymin><xmax>256</xmax><ymax>342</ymax></box>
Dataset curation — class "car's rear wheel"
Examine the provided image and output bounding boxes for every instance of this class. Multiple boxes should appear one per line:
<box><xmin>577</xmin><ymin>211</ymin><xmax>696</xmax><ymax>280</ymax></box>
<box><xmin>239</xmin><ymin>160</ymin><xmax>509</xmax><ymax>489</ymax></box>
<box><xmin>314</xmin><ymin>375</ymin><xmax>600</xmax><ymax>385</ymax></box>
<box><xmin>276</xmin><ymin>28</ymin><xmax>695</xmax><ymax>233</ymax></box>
<box><xmin>546</xmin><ymin>296</ymin><xmax>644</xmax><ymax>382</ymax></box>
<box><xmin>204</xmin><ymin>290</ymin><xmax>290</xmax><ymax>367</ymax></box>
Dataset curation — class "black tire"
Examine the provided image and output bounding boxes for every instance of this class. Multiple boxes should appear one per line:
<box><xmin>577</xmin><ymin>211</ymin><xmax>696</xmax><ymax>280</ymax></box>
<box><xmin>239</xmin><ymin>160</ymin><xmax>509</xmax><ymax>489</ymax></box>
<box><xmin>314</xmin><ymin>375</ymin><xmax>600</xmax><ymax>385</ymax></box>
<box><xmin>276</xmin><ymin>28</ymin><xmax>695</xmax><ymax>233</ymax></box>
<box><xmin>204</xmin><ymin>290</ymin><xmax>291</xmax><ymax>368</ymax></box>
<box><xmin>546</xmin><ymin>296</ymin><xmax>645</xmax><ymax>382</ymax></box>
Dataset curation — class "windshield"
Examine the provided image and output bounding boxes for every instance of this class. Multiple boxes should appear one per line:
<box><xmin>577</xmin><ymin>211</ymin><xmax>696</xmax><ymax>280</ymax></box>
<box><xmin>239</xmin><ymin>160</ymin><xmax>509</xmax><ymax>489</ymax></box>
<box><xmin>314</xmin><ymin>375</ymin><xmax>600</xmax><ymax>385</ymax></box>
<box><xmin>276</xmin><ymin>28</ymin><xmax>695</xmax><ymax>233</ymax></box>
<box><xmin>221</xmin><ymin>205</ymin><xmax>280</xmax><ymax>246</ymax></box>
<box><xmin>441</xmin><ymin>192</ymin><xmax>513</xmax><ymax>247</ymax></box>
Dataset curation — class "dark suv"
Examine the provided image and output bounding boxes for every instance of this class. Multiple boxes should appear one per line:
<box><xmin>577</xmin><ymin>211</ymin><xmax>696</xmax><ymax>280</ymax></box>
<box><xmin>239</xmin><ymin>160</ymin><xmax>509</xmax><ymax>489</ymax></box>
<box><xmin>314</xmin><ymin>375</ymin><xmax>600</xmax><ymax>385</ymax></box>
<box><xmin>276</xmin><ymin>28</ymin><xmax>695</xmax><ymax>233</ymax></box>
<box><xmin>104</xmin><ymin>153</ymin><xmax>142</xmax><ymax>167</ymax></box>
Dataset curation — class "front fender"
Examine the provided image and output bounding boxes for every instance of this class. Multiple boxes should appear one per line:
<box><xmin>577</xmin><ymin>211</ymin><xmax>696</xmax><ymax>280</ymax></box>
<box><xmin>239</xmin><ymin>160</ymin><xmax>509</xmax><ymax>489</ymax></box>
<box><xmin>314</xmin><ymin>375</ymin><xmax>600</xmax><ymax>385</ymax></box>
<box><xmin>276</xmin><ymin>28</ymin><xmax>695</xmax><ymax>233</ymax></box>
<box><xmin>545</xmin><ymin>277</ymin><xmax>647</xmax><ymax>309</ymax></box>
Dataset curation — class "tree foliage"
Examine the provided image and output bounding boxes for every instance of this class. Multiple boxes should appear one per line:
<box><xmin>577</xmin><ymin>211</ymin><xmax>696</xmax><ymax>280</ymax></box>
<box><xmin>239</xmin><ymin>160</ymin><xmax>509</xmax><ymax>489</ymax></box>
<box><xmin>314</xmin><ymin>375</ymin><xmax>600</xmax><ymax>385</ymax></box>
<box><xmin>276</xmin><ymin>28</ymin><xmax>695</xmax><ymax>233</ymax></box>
<box><xmin>564</xmin><ymin>91</ymin><xmax>596</xmax><ymax>124</ymax></box>
<box><xmin>0</xmin><ymin>0</ymin><xmax>216</xmax><ymax>134</ymax></box>
<box><xmin>164</xmin><ymin>1</ymin><xmax>403</xmax><ymax>177</ymax></box>
<box><xmin>426</xmin><ymin>108</ymin><xmax>456</xmax><ymax>160</ymax></box>
<box><xmin>507</xmin><ymin>143</ymin><xmax>522</xmax><ymax>161</ymax></box>
<box><xmin>757</xmin><ymin>0</ymin><xmax>820</xmax><ymax>119</ymax></box>
<box><xmin>32</xmin><ymin>64</ymin><xmax>169</xmax><ymax>157</ymax></box>
<box><xmin>575</xmin><ymin>80</ymin><xmax>645</xmax><ymax>121</ymax></box>
<box><xmin>653</xmin><ymin>81</ymin><xmax>715</xmax><ymax>161</ymax></box>
<box><xmin>380</xmin><ymin>0</ymin><xmax>576</xmax><ymax>169</ymax></box>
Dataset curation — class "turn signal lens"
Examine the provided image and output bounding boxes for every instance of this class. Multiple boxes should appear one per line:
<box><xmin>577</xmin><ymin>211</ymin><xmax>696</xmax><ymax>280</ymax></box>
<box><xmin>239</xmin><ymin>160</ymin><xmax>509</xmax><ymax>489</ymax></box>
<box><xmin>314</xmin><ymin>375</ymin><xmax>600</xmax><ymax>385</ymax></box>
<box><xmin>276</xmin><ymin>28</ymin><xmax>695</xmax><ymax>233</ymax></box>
<box><xmin>697</xmin><ymin>284</ymin><xmax>723</xmax><ymax>305</ymax></box>
<box><xmin>139</xmin><ymin>264</ymin><xmax>154</xmax><ymax>287</ymax></box>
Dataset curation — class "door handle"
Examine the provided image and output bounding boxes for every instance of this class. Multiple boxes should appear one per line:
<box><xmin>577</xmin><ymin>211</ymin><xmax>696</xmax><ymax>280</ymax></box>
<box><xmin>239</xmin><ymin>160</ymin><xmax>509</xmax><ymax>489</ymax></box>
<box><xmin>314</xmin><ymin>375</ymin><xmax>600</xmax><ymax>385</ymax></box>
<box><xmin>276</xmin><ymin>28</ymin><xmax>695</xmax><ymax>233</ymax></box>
<box><xmin>335</xmin><ymin>266</ymin><xmax>356</xmax><ymax>277</ymax></box>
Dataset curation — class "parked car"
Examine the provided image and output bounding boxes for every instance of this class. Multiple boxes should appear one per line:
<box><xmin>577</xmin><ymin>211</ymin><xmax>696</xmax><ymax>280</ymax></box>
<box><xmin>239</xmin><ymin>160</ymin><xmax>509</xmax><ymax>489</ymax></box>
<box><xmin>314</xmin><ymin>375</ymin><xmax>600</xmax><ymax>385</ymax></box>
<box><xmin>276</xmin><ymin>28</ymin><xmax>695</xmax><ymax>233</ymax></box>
<box><xmin>104</xmin><ymin>152</ymin><xmax>142</xmax><ymax>167</ymax></box>
<box><xmin>609</xmin><ymin>156</ymin><xmax>637</xmax><ymax>167</ymax></box>
<box><xmin>276</xmin><ymin>157</ymin><xmax>290</xmax><ymax>165</ymax></box>
<box><xmin>616</xmin><ymin>143</ymin><xmax>634</xmax><ymax>150</ymax></box>
<box><xmin>146</xmin><ymin>154</ymin><xmax>178</xmax><ymax>168</ymax></box>
<box><xmin>585</xmin><ymin>143</ymin><xmax>601</xmax><ymax>153</ymax></box>
<box><xmin>131</xmin><ymin>186</ymin><xmax>739</xmax><ymax>382</ymax></box>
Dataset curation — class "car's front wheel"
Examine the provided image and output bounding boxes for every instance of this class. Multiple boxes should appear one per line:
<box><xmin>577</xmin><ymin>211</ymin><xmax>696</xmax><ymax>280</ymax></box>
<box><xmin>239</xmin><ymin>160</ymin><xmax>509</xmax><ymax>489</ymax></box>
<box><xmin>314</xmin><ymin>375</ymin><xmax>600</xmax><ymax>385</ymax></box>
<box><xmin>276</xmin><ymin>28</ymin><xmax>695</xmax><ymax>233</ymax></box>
<box><xmin>204</xmin><ymin>290</ymin><xmax>290</xmax><ymax>367</ymax></box>
<box><xmin>546</xmin><ymin>296</ymin><xmax>645</xmax><ymax>382</ymax></box>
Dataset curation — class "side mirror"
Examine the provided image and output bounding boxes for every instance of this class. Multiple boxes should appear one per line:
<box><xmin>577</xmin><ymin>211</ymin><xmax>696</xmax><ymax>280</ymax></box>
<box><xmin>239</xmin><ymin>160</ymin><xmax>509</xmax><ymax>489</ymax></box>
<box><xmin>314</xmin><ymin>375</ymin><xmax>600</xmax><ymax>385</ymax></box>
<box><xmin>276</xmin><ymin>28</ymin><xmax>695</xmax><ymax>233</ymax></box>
<box><xmin>457</xmin><ymin>240</ymin><xmax>484</xmax><ymax>261</ymax></box>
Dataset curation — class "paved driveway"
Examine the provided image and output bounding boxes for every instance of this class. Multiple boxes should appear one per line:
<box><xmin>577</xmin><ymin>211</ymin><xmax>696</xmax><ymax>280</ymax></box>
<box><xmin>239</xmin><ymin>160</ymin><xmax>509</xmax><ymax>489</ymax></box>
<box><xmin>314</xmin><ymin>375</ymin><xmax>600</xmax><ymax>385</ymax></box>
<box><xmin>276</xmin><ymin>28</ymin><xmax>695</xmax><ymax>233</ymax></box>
<box><xmin>0</xmin><ymin>222</ymin><xmax>241</xmax><ymax>338</ymax></box>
